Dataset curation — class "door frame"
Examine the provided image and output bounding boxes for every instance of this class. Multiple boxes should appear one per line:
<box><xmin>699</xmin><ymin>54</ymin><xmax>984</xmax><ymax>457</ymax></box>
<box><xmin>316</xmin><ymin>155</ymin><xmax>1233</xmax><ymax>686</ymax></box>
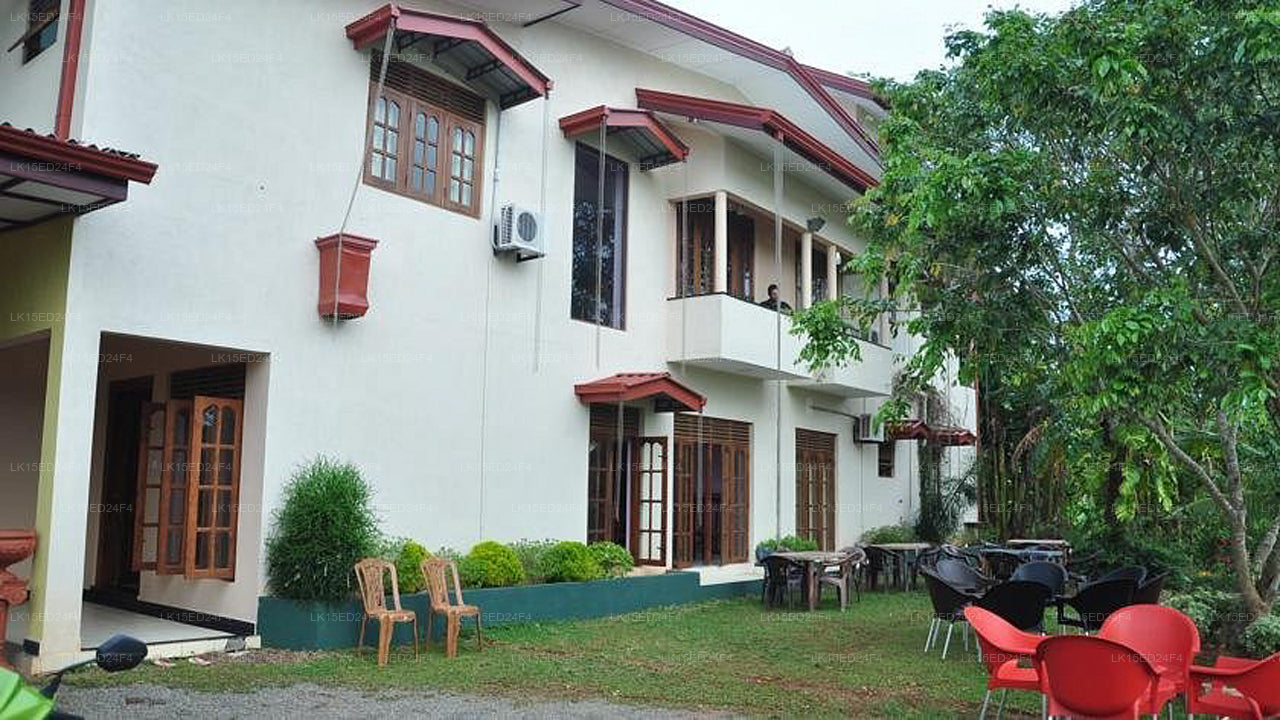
<box><xmin>93</xmin><ymin>374</ymin><xmax>154</xmax><ymax>594</ymax></box>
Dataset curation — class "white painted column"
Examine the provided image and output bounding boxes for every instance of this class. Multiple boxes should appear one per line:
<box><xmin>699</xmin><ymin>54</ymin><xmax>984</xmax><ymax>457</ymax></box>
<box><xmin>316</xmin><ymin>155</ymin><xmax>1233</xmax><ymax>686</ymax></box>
<box><xmin>827</xmin><ymin>245</ymin><xmax>840</xmax><ymax>301</ymax></box>
<box><xmin>713</xmin><ymin>191</ymin><xmax>728</xmax><ymax>294</ymax></box>
<box><xmin>800</xmin><ymin>231</ymin><xmax>813</xmax><ymax>309</ymax></box>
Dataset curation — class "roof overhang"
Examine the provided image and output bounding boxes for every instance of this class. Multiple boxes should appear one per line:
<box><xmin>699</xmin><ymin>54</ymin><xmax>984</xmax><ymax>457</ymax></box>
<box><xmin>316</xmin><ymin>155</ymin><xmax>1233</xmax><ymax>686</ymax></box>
<box><xmin>559</xmin><ymin>106</ymin><xmax>689</xmax><ymax>170</ymax></box>
<box><xmin>345</xmin><ymin>4</ymin><xmax>552</xmax><ymax>109</ymax></box>
<box><xmin>575</xmin><ymin>372</ymin><xmax>706</xmax><ymax>413</ymax></box>
<box><xmin>595</xmin><ymin>0</ymin><xmax>879</xmax><ymax>161</ymax></box>
<box><xmin>888</xmin><ymin>420</ymin><xmax>977</xmax><ymax>446</ymax></box>
<box><xmin>636</xmin><ymin>88</ymin><xmax>876</xmax><ymax>193</ymax></box>
<box><xmin>0</xmin><ymin>123</ymin><xmax>157</xmax><ymax>233</ymax></box>
<box><xmin>801</xmin><ymin>64</ymin><xmax>889</xmax><ymax>112</ymax></box>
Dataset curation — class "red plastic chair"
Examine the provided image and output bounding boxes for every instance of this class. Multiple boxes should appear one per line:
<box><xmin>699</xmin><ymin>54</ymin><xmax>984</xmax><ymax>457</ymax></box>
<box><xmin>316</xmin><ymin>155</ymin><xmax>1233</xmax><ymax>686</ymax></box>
<box><xmin>1099</xmin><ymin>604</ymin><xmax>1199</xmax><ymax>714</ymax></box>
<box><xmin>1188</xmin><ymin>653</ymin><xmax>1280</xmax><ymax>719</ymax></box>
<box><xmin>1035</xmin><ymin>635</ymin><xmax>1162</xmax><ymax>720</ymax></box>
<box><xmin>965</xmin><ymin>606</ymin><xmax>1046</xmax><ymax>719</ymax></box>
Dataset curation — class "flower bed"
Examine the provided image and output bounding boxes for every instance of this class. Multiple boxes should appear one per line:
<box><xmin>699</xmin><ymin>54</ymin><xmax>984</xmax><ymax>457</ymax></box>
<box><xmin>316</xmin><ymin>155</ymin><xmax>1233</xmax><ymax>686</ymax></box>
<box><xmin>258</xmin><ymin>571</ymin><xmax>760</xmax><ymax>650</ymax></box>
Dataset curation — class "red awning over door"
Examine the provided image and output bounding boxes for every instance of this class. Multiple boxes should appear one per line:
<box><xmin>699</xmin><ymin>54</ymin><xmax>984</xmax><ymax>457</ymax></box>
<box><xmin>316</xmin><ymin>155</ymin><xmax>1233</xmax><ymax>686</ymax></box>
<box><xmin>575</xmin><ymin>372</ymin><xmax>706</xmax><ymax>413</ymax></box>
<box><xmin>559</xmin><ymin>106</ymin><xmax>689</xmax><ymax>170</ymax></box>
<box><xmin>345</xmin><ymin>4</ymin><xmax>552</xmax><ymax>109</ymax></box>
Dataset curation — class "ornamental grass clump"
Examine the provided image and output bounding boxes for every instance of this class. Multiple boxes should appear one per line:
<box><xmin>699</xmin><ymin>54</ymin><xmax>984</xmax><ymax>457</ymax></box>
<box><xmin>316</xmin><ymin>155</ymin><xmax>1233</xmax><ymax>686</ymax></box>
<box><xmin>265</xmin><ymin>457</ymin><xmax>381</xmax><ymax>602</ymax></box>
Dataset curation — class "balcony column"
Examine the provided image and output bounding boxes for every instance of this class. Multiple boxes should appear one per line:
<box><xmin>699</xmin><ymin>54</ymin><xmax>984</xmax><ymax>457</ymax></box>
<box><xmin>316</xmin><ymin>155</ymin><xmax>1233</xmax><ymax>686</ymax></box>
<box><xmin>800</xmin><ymin>231</ymin><xmax>813</xmax><ymax>309</ymax></box>
<box><xmin>827</xmin><ymin>245</ymin><xmax>840</xmax><ymax>301</ymax></box>
<box><xmin>713</xmin><ymin>191</ymin><xmax>728</xmax><ymax>293</ymax></box>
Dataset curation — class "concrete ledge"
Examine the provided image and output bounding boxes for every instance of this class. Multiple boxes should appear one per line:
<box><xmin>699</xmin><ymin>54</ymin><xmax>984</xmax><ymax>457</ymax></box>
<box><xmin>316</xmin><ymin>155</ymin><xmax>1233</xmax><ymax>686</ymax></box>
<box><xmin>258</xmin><ymin>571</ymin><xmax>760</xmax><ymax>650</ymax></box>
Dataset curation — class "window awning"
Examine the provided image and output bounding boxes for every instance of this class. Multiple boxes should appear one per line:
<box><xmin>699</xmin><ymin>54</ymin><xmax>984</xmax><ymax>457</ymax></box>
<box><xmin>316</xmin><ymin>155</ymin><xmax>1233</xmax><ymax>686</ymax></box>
<box><xmin>345</xmin><ymin>4</ymin><xmax>552</xmax><ymax>109</ymax></box>
<box><xmin>559</xmin><ymin>106</ymin><xmax>689</xmax><ymax>170</ymax></box>
<box><xmin>575</xmin><ymin>372</ymin><xmax>706</xmax><ymax>413</ymax></box>
<box><xmin>0</xmin><ymin>123</ymin><xmax>157</xmax><ymax>232</ymax></box>
<box><xmin>635</xmin><ymin>88</ymin><xmax>877</xmax><ymax>193</ymax></box>
<box><xmin>888</xmin><ymin>420</ymin><xmax>977</xmax><ymax>446</ymax></box>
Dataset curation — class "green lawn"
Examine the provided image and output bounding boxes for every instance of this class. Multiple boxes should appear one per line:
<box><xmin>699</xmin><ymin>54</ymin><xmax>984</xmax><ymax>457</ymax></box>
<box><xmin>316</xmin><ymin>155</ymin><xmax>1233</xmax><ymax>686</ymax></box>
<box><xmin>68</xmin><ymin>592</ymin><xmax>1047</xmax><ymax>718</ymax></box>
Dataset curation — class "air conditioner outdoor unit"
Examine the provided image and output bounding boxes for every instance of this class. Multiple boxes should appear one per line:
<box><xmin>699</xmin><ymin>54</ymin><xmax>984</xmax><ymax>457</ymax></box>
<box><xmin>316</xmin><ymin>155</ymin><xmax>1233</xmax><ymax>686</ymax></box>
<box><xmin>855</xmin><ymin>413</ymin><xmax>884</xmax><ymax>443</ymax></box>
<box><xmin>493</xmin><ymin>203</ymin><xmax>544</xmax><ymax>260</ymax></box>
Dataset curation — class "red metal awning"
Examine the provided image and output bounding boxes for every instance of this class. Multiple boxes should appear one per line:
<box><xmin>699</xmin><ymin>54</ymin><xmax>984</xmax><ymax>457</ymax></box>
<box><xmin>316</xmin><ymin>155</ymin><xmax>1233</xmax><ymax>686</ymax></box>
<box><xmin>345</xmin><ymin>4</ymin><xmax>552</xmax><ymax>109</ymax></box>
<box><xmin>575</xmin><ymin>372</ymin><xmax>706</xmax><ymax>413</ymax></box>
<box><xmin>635</xmin><ymin>88</ymin><xmax>877</xmax><ymax>193</ymax></box>
<box><xmin>887</xmin><ymin>419</ymin><xmax>977</xmax><ymax>446</ymax></box>
<box><xmin>0</xmin><ymin>123</ymin><xmax>157</xmax><ymax>232</ymax></box>
<box><xmin>559</xmin><ymin>106</ymin><xmax>689</xmax><ymax>170</ymax></box>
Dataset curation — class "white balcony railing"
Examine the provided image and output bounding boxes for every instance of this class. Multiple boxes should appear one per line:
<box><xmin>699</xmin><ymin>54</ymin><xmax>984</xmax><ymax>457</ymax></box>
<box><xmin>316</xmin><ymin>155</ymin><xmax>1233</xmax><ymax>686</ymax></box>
<box><xmin>666</xmin><ymin>293</ymin><xmax>895</xmax><ymax>397</ymax></box>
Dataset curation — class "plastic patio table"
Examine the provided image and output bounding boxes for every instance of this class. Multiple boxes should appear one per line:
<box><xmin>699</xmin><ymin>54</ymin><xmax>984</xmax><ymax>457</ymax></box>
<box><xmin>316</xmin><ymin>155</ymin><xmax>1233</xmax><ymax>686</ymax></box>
<box><xmin>771</xmin><ymin>550</ymin><xmax>853</xmax><ymax>610</ymax></box>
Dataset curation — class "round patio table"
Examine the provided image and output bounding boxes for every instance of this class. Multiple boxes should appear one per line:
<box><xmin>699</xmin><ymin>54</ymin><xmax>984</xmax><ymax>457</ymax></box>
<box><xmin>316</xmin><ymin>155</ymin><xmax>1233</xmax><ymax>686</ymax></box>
<box><xmin>771</xmin><ymin>550</ymin><xmax>853</xmax><ymax>611</ymax></box>
<box><xmin>865</xmin><ymin>542</ymin><xmax>933</xmax><ymax>591</ymax></box>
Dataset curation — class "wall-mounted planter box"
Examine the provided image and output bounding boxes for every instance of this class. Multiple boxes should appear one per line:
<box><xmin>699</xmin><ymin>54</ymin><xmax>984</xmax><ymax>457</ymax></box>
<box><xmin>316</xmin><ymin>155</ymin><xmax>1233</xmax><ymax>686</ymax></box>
<box><xmin>258</xmin><ymin>571</ymin><xmax>760</xmax><ymax>650</ymax></box>
<box><xmin>315</xmin><ymin>233</ymin><xmax>378</xmax><ymax>320</ymax></box>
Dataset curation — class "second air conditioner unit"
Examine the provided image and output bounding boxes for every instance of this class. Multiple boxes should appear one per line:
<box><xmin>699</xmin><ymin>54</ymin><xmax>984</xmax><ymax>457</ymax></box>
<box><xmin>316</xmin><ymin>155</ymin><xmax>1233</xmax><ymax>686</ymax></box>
<box><xmin>854</xmin><ymin>413</ymin><xmax>884</xmax><ymax>443</ymax></box>
<box><xmin>493</xmin><ymin>203</ymin><xmax>544</xmax><ymax>261</ymax></box>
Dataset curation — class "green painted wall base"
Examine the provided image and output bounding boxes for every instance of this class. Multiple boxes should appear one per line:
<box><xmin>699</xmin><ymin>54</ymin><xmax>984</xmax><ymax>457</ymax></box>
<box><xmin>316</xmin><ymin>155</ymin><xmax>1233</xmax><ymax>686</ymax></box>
<box><xmin>258</xmin><ymin>571</ymin><xmax>761</xmax><ymax>650</ymax></box>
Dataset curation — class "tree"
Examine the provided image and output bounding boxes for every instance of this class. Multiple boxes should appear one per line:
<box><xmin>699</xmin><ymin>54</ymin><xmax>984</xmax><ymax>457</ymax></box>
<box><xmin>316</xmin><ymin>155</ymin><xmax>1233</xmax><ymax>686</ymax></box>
<box><xmin>794</xmin><ymin>0</ymin><xmax>1280</xmax><ymax>620</ymax></box>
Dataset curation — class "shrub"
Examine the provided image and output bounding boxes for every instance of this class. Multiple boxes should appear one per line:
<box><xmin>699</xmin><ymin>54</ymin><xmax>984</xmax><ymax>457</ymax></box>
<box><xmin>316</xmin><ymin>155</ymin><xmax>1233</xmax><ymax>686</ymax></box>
<box><xmin>391</xmin><ymin>539</ymin><xmax>430</xmax><ymax>594</ymax></box>
<box><xmin>1166</xmin><ymin>589</ymin><xmax>1240</xmax><ymax>646</ymax></box>
<box><xmin>508</xmin><ymin>538</ymin><xmax>557</xmax><ymax>583</ymax></box>
<box><xmin>588</xmin><ymin>541</ymin><xmax>634</xmax><ymax>578</ymax></box>
<box><xmin>537</xmin><ymin>541</ymin><xmax>603</xmax><ymax>583</ymax></box>
<box><xmin>458</xmin><ymin>541</ymin><xmax>525</xmax><ymax>588</ymax></box>
<box><xmin>861</xmin><ymin>523</ymin><xmax>916</xmax><ymax>544</ymax></box>
<box><xmin>1240</xmin><ymin>614</ymin><xmax>1280</xmax><ymax>658</ymax></box>
<box><xmin>778</xmin><ymin>535</ymin><xmax>819</xmax><ymax>551</ymax></box>
<box><xmin>265</xmin><ymin>457</ymin><xmax>381</xmax><ymax>602</ymax></box>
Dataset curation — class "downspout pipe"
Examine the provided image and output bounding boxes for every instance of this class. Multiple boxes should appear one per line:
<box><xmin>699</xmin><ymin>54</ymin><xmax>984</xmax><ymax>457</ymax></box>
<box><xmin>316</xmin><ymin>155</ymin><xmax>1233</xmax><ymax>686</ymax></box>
<box><xmin>54</xmin><ymin>0</ymin><xmax>87</xmax><ymax>140</ymax></box>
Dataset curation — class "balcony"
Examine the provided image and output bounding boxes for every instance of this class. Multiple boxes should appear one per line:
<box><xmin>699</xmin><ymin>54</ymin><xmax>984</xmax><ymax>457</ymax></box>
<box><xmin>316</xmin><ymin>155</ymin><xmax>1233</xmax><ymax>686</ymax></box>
<box><xmin>665</xmin><ymin>293</ymin><xmax>895</xmax><ymax>397</ymax></box>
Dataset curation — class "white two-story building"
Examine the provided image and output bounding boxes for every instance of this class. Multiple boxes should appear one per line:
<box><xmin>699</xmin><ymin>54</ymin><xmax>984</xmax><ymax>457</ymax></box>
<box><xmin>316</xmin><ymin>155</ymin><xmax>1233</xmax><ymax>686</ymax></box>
<box><xmin>0</xmin><ymin>0</ymin><xmax>975</xmax><ymax>671</ymax></box>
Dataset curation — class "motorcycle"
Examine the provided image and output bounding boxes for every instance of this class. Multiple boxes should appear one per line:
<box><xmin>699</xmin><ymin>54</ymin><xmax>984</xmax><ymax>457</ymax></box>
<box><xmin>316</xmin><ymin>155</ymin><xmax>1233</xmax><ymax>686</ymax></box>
<box><xmin>0</xmin><ymin>634</ymin><xmax>147</xmax><ymax>720</ymax></box>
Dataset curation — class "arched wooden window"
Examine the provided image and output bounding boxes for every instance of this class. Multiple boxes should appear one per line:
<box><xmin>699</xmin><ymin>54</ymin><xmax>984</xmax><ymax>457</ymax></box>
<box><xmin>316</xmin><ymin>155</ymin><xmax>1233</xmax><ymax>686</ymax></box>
<box><xmin>447</xmin><ymin>122</ymin><xmax>479</xmax><ymax>213</ymax></box>
<box><xmin>368</xmin><ymin>94</ymin><xmax>401</xmax><ymax>185</ymax></box>
<box><xmin>409</xmin><ymin>106</ymin><xmax>441</xmax><ymax>201</ymax></box>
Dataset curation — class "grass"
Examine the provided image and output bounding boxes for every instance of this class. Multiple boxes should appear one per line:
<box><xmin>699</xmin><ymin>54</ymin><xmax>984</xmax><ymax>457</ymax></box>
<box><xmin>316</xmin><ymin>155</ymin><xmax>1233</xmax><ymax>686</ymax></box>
<box><xmin>67</xmin><ymin>592</ymin><xmax>1047</xmax><ymax>718</ymax></box>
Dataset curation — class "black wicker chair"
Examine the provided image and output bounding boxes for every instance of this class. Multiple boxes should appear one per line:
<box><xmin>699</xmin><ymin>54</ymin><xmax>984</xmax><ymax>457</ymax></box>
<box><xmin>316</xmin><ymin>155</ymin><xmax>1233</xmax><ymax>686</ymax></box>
<box><xmin>864</xmin><ymin>546</ymin><xmax>901</xmax><ymax>591</ymax></box>
<box><xmin>1011</xmin><ymin>560</ymin><xmax>1068</xmax><ymax>597</ymax></box>
<box><xmin>1132</xmin><ymin>571</ymin><xmax>1168</xmax><ymax>605</ymax></box>
<box><xmin>975</xmin><ymin>579</ymin><xmax>1053</xmax><ymax>632</ymax></box>
<box><xmin>1056</xmin><ymin>577</ymin><xmax>1137</xmax><ymax>632</ymax></box>
<box><xmin>1096</xmin><ymin>565</ymin><xmax>1148</xmax><ymax>585</ymax></box>
<box><xmin>983</xmin><ymin>549</ymin><xmax>1024</xmax><ymax>581</ymax></box>
<box><xmin>936</xmin><ymin>558</ymin><xmax>993</xmax><ymax>594</ymax></box>
<box><xmin>920</xmin><ymin>567</ymin><xmax>978</xmax><ymax>658</ymax></box>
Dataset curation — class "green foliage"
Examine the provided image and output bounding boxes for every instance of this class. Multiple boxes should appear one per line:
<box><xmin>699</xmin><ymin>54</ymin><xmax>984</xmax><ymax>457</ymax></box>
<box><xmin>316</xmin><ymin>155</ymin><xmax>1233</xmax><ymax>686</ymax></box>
<box><xmin>388</xmin><ymin>539</ymin><xmax>430</xmax><ymax>595</ymax></box>
<box><xmin>507</xmin><ymin>539</ymin><xmax>558</xmax><ymax>584</ymax></box>
<box><xmin>1240</xmin><ymin>614</ymin><xmax>1280</xmax><ymax>658</ymax></box>
<box><xmin>537</xmin><ymin>541</ymin><xmax>603</xmax><ymax>583</ymax></box>
<box><xmin>861</xmin><ymin>524</ymin><xmax>917</xmax><ymax>545</ymax></box>
<box><xmin>755</xmin><ymin>535</ymin><xmax>821</xmax><ymax>555</ymax></box>
<box><xmin>265</xmin><ymin>457</ymin><xmax>381</xmax><ymax>602</ymax></box>
<box><xmin>587</xmin><ymin>541</ymin><xmax>634</xmax><ymax>578</ymax></box>
<box><xmin>792</xmin><ymin>0</ymin><xmax>1280</xmax><ymax>623</ymax></box>
<box><xmin>458</xmin><ymin>541</ymin><xmax>526</xmax><ymax>588</ymax></box>
<box><xmin>1167</xmin><ymin>589</ymin><xmax>1242</xmax><ymax>647</ymax></box>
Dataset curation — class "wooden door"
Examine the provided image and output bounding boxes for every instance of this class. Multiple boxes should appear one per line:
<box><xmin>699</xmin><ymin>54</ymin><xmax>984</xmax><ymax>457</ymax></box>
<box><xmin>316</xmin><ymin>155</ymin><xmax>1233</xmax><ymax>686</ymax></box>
<box><xmin>722</xmin><ymin>443</ymin><xmax>750</xmax><ymax>563</ymax></box>
<box><xmin>157</xmin><ymin>399</ymin><xmax>192</xmax><ymax>575</ymax></box>
<box><xmin>796</xmin><ymin>429</ymin><xmax>837</xmax><ymax>550</ymax></box>
<box><xmin>587</xmin><ymin>438</ymin><xmax>618</xmax><ymax>545</ymax></box>
<box><xmin>727</xmin><ymin>213</ymin><xmax>755</xmax><ymax>301</ymax></box>
<box><xmin>184</xmin><ymin>396</ymin><xmax>243</xmax><ymax>579</ymax></box>
<box><xmin>673</xmin><ymin>440</ymin><xmax>696</xmax><ymax>568</ymax></box>
<box><xmin>629</xmin><ymin>437</ymin><xmax>667</xmax><ymax>566</ymax></box>
<box><xmin>676</xmin><ymin>200</ymin><xmax>715</xmax><ymax>297</ymax></box>
<box><xmin>132</xmin><ymin>402</ymin><xmax>165</xmax><ymax>572</ymax></box>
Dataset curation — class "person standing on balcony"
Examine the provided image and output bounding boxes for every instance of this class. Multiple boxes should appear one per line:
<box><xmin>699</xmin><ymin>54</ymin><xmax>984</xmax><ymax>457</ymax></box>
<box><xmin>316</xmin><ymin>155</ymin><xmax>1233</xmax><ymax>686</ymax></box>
<box><xmin>760</xmin><ymin>284</ymin><xmax>792</xmax><ymax>313</ymax></box>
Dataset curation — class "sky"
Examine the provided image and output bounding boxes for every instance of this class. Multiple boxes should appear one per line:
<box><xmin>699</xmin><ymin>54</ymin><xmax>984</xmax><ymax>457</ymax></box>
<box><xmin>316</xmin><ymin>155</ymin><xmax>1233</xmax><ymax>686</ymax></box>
<box><xmin>663</xmin><ymin>0</ymin><xmax>1078</xmax><ymax>82</ymax></box>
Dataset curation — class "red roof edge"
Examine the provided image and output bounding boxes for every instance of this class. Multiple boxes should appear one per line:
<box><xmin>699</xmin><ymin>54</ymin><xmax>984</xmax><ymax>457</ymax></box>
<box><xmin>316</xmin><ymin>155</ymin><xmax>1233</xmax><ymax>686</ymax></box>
<box><xmin>635</xmin><ymin>89</ymin><xmax>877</xmax><ymax>193</ymax></box>
<box><xmin>597</xmin><ymin>0</ymin><xmax>879</xmax><ymax>161</ymax></box>
<box><xmin>800</xmin><ymin>64</ymin><xmax>889</xmax><ymax>111</ymax></box>
<box><xmin>575</xmin><ymin>372</ymin><xmax>706</xmax><ymax>413</ymax></box>
<box><xmin>344</xmin><ymin>3</ymin><xmax>551</xmax><ymax>99</ymax></box>
<box><xmin>558</xmin><ymin>105</ymin><xmax>689</xmax><ymax>162</ymax></box>
<box><xmin>0</xmin><ymin>124</ymin><xmax>157</xmax><ymax>184</ymax></box>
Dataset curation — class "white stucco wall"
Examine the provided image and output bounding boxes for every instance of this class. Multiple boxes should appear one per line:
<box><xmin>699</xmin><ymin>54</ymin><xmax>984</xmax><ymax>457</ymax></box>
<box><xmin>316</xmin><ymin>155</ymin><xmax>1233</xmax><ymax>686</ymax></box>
<box><xmin>0</xmin><ymin>0</ymin><xmax>65</xmax><ymax>134</ymax></box>
<box><xmin>14</xmin><ymin>0</ymin><xmax>975</xmax><ymax>668</ymax></box>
